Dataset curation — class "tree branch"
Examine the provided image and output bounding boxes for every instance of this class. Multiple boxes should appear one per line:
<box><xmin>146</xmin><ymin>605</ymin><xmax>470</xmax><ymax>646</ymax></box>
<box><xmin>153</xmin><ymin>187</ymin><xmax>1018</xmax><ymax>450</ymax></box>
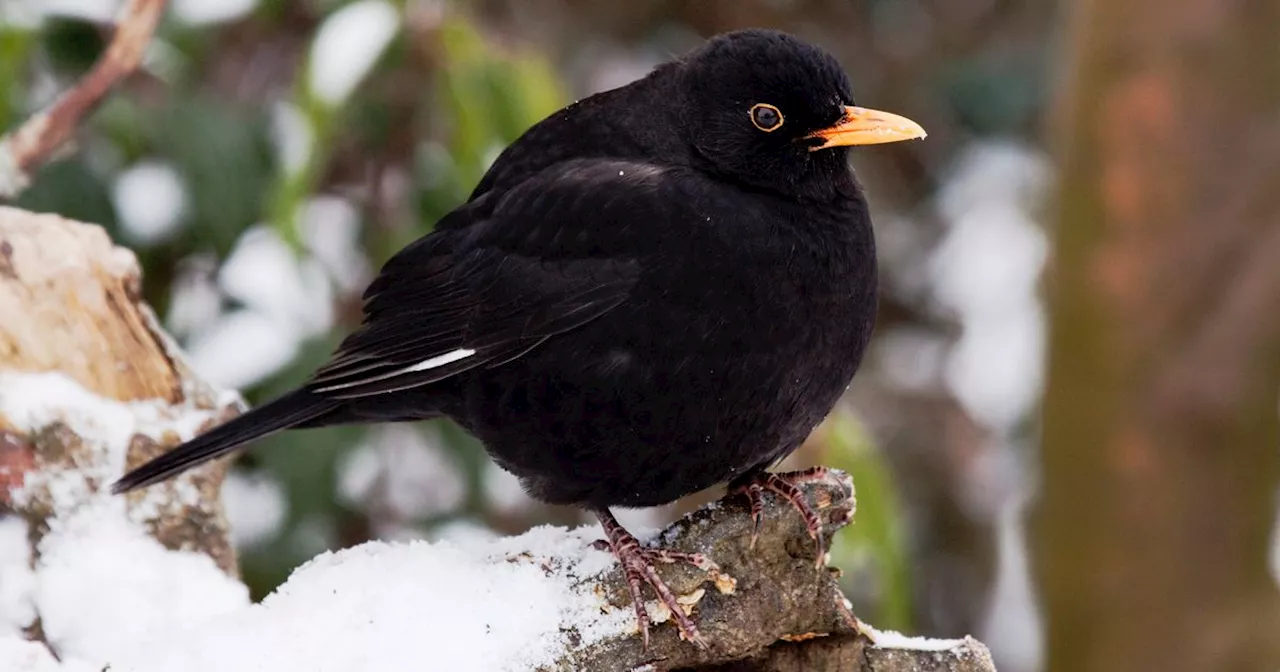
<box><xmin>0</xmin><ymin>0</ymin><xmax>168</xmax><ymax>198</ymax></box>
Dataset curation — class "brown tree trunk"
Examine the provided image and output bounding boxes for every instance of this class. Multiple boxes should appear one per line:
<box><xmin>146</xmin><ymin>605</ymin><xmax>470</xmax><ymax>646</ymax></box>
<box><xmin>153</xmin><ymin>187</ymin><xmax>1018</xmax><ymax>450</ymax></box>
<box><xmin>1036</xmin><ymin>1</ymin><xmax>1280</xmax><ymax>670</ymax></box>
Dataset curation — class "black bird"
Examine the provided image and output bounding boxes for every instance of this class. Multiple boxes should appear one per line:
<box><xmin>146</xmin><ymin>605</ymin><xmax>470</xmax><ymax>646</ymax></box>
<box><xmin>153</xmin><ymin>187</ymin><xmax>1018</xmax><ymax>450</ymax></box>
<box><xmin>115</xmin><ymin>29</ymin><xmax>924</xmax><ymax>646</ymax></box>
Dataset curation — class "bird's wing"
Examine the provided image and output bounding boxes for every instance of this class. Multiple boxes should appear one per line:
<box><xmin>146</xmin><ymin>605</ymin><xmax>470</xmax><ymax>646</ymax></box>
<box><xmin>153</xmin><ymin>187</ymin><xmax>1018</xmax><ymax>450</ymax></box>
<box><xmin>305</xmin><ymin>159</ymin><xmax>675</xmax><ymax>399</ymax></box>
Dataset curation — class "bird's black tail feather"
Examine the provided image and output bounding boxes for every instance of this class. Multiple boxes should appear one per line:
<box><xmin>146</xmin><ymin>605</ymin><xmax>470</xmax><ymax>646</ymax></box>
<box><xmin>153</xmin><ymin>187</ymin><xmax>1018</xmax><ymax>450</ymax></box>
<box><xmin>112</xmin><ymin>388</ymin><xmax>339</xmax><ymax>493</ymax></box>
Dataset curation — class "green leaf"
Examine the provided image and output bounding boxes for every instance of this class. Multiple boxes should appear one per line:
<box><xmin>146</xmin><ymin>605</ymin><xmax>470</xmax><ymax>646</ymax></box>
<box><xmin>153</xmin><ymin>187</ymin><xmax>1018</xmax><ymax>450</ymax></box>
<box><xmin>0</xmin><ymin>25</ymin><xmax>35</xmax><ymax>130</ymax></box>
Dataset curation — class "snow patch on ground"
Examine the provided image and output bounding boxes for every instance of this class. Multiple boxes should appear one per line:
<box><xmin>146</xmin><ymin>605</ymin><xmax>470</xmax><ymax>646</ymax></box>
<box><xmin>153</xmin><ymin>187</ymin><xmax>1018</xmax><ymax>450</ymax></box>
<box><xmin>864</xmin><ymin>623</ymin><xmax>966</xmax><ymax>652</ymax></box>
<box><xmin>0</xmin><ymin>372</ymin><xmax>249</xmax><ymax>664</ymax></box>
<box><xmin>0</xmin><ymin>517</ymin><xmax>34</xmax><ymax>634</ymax></box>
<box><xmin>0</xmin><ymin>636</ymin><xmax>96</xmax><ymax>672</ymax></box>
<box><xmin>111</xmin><ymin>525</ymin><xmax>631</xmax><ymax>672</ymax></box>
<box><xmin>34</xmin><ymin>507</ymin><xmax>248</xmax><ymax>663</ymax></box>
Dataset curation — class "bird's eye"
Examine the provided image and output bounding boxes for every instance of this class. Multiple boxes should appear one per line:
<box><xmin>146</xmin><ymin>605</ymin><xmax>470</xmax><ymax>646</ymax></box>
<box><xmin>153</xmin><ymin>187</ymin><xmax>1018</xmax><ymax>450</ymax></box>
<box><xmin>749</xmin><ymin>103</ymin><xmax>784</xmax><ymax>132</ymax></box>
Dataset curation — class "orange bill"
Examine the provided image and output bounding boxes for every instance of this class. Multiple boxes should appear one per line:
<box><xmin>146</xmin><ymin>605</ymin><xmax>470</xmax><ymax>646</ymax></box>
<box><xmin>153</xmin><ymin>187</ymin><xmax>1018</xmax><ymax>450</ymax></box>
<box><xmin>807</xmin><ymin>105</ymin><xmax>927</xmax><ymax>149</ymax></box>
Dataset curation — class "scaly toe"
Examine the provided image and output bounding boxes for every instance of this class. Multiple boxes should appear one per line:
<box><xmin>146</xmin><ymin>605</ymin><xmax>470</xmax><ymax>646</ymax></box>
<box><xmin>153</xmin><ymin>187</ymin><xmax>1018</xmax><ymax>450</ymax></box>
<box><xmin>732</xmin><ymin>470</ymin><xmax>830</xmax><ymax>567</ymax></box>
<box><xmin>596</xmin><ymin>509</ymin><xmax>715</xmax><ymax>649</ymax></box>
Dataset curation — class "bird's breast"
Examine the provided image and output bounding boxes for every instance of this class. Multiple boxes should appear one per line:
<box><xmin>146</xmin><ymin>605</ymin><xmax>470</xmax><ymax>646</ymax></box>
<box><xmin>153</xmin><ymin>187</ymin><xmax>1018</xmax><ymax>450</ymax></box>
<box><xmin>461</xmin><ymin>193</ymin><xmax>878</xmax><ymax>508</ymax></box>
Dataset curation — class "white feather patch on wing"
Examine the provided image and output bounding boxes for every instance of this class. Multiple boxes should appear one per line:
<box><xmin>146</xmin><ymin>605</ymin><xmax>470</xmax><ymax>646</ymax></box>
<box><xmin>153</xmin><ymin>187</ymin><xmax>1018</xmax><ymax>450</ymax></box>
<box><xmin>311</xmin><ymin>348</ymin><xmax>478</xmax><ymax>393</ymax></box>
<box><xmin>400</xmin><ymin>348</ymin><xmax>477</xmax><ymax>373</ymax></box>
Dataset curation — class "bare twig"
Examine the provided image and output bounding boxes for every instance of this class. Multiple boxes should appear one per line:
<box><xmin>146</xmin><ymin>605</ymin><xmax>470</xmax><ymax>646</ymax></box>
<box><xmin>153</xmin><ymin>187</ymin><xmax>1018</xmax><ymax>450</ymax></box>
<box><xmin>0</xmin><ymin>0</ymin><xmax>168</xmax><ymax>198</ymax></box>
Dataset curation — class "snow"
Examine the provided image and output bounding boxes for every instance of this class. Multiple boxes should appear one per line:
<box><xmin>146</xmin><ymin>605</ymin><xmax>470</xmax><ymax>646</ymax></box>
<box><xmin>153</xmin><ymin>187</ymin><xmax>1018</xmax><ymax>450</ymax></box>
<box><xmin>285</xmin><ymin>514</ymin><xmax>338</xmax><ymax>559</ymax></box>
<box><xmin>930</xmin><ymin>141</ymin><xmax>1050</xmax><ymax>431</ymax></box>
<box><xmin>0</xmin><ymin>517</ymin><xmax>35</xmax><ymax>633</ymax></box>
<box><xmin>171</xmin><ymin>0</ymin><xmax>258</xmax><ymax>25</ymax></box>
<box><xmin>109</xmin><ymin>526</ymin><xmax>632</xmax><ymax>672</ymax></box>
<box><xmin>0</xmin><ymin>636</ymin><xmax>95</xmax><ymax>672</ymax></box>
<box><xmin>0</xmin><ymin>1</ymin><xmax>42</xmax><ymax>30</ymax></box>
<box><xmin>32</xmin><ymin>0</ymin><xmax>116</xmax><ymax>23</ymax></box>
<box><xmin>926</xmin><ymin>140</ymin><xmax>1051</xmax><ymax>671</ymax></box>
<box><xmin>428</xmin><ymin>518</ymin><xmax>499</xmax><ymax>545</ymax></box>
<box><xmin>307</xmin><ymin>0</ymin><xmax>401</xmax><ymax>106</ymax></box>
<box><xmin>221</xmin><ymin>470</ymin><xmax>288</xmax><ymax>548</ymax></box>
<box><xmin>33</xmin><ymin>506</ymin><xmax>248</xmax><ymax>663</ymax></box>
<box><xmin>186</xmin><ymin>308</ymin><xmax>300</xmax><ymax>390</ymax></box>
<box><xmin>185</xmin><ymin>224</ymin><xmax>337</xmax><ymax>389</ymax></box>
<box><xmin>863</xmin><ymin>623</ymin><xmax>965</xmax><ymax>652</ymax></box>
<box><xmin>0</xmin><ymin>372</ymin><xmax>249</xmax><ymax>668</ymax></box>
<box><xmin>875</xmin><ymin>326</ymin><xmax>949</xmax><ymax>393</ymax></box>
<box><xmin>272</xmin><ymin>101</ymin><xmax>314</xmax><ymax>177</ymax></box>
<box><xmin>218</xmin><ymin>226</ymin><xmax>334</xmax><ymax>338</ymax></box>
<box><xmin>979</xmin><ymin>494</ymin><xmax>1044</xmax><ymax>672</ymax></box>
<box><xmin>165</xmin><ymin>254</ymin><xmax>223</xmax><ymax>339</ymax></box>
<box><xmin>338</xmin><ymin>425</ymin><xmax>465</xmax><ymax>523</ymax></box>
<box><xmin>301</xmin><ymin>196</ymin><xmax>370</xmax><ymax>293</ymax></box>
<box><xmin>112</xmin><ymin>161</ymin><xmax>188</xmax><ymax>245</ymax></box>
<box><xmin>484</xmin><ymin>461</ymin><xmax>537</xmax><ymax>514</ymax></box>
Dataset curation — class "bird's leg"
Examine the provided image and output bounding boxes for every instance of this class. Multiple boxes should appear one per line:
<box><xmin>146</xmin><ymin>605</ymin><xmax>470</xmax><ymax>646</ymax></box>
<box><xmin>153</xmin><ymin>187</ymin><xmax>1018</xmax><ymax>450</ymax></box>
<box><xmin>594</xmin><ymin>509</ymin><xmax>713</xmax><ymax>650</ymax></box>
<box><xmin>729</xmin><ymin>467</ymin><xmax>830</xmax><ymax>567</ymax></box>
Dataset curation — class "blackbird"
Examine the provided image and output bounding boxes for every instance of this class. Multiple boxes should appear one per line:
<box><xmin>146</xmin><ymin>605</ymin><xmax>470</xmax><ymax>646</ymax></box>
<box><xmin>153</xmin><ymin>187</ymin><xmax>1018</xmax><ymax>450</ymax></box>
<box><xmin>114</xmin><ymin>29</ymin><xmax>924</xmax><ymax>646</ymax></box>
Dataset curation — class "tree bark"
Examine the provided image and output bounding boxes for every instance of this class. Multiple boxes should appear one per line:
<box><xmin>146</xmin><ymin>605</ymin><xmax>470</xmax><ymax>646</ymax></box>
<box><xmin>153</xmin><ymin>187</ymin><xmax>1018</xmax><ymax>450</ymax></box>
<box><xmin>1036</xmin><ymin>0</ymin><xmax>1280</xmax><ymax>670</ymax></box>
<box><xmin>0</xmin><ymin>207</ymin><xmax>996</xmax><ymax>670</ymax></box>
<box><xmin>0</xmin><ymin>205</ymin><xmax>240</xmax><ymax>573</ymax></box>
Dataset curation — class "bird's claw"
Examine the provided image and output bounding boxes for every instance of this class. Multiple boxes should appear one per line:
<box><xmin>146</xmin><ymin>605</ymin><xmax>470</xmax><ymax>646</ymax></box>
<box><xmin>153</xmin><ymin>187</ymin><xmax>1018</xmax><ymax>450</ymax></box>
<box><xmin>596</xmin><ymin>512</ymin><xmax>712</xmax><ymax>650</ymax></box>
<box><xmin>732</xmin><ymin>467</ymin><xmax>830</xmax><ymax>569</ymax></box>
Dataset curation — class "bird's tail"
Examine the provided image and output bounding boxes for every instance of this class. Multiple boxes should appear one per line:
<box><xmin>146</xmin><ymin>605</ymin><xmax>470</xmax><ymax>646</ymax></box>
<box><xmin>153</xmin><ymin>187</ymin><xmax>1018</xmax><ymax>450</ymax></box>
<box><xmin>112</xmin><ymin>388</ymin><xmax>338</xmax><ymax>493</ymax></box>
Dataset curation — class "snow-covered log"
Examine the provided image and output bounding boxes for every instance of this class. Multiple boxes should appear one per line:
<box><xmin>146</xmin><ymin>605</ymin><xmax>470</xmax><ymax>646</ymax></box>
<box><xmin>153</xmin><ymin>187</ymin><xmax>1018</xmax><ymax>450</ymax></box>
<box><xmin>0</xmin><ymin>207</ymin><xmax>996</xmax><ymax>671</ymax></box>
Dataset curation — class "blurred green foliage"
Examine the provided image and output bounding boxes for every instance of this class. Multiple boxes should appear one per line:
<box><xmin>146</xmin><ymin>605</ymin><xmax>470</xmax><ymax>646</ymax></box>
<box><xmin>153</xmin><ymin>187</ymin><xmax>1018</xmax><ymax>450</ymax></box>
<box><xmin>824</xmin><ymin>412</ymin><xmax>912</xmax><ymax>631</ymax></box>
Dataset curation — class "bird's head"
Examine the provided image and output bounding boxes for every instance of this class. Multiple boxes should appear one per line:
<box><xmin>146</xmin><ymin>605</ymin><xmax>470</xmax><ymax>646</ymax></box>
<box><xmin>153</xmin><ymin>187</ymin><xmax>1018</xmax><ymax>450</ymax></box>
<box><xmin>674</xmin><ymin>29</ymin><xmax>925</xmax><ymax>199</ymax></box>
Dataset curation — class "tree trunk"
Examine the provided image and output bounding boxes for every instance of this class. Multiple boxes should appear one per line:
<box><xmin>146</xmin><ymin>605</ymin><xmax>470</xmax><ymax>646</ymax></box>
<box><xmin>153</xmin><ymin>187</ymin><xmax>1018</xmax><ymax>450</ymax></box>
<box><xmin>1036</xmin><ymin>0</ymin><xmax>1280</xmax><ymax>670</ymax></box>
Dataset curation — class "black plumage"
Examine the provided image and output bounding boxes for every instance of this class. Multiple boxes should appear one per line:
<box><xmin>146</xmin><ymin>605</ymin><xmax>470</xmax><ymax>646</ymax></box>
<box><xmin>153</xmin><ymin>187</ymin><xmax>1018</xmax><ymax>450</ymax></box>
<box><xmin>114</xmin><ymin>29</ymin><xmax>924</xmax><ymax>646</ymax></box>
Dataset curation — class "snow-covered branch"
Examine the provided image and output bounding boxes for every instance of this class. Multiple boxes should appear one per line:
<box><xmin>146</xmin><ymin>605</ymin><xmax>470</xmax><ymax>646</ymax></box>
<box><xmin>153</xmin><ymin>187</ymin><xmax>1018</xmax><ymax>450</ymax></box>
<box><xmin>0</xmin><ymin>208</ymin><xmax>995</xmax><ymax>671</ymax></box>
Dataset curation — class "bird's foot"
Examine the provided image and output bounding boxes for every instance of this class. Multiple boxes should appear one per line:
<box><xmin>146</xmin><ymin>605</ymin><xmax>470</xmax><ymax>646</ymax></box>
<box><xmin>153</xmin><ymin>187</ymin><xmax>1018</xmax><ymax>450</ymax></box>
<box><xmin>731</xmin><ymin>467</ymin><xmax>829</xmax><ymax>568</ymax></box>
<box><xmin>594</xmin><ymin>510</ymin><xmax>714</xmax><ymax>650</ymax></box>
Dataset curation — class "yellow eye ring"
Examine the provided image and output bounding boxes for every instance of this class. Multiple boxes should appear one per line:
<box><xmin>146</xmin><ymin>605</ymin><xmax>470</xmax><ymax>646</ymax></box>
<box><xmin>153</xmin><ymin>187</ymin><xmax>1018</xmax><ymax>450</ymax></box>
<box><xmin>749</xmin><ymin>103</ymin><xmax>784</xmax><ymax>132</ymax></box>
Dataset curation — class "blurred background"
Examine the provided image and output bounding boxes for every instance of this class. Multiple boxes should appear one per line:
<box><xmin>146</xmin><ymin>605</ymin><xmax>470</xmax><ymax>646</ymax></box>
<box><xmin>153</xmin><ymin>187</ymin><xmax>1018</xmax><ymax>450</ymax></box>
<box><xmin>1</xmin><ymin>0</ymin><xmax>1278</xmax><ymax>670</ymax></box>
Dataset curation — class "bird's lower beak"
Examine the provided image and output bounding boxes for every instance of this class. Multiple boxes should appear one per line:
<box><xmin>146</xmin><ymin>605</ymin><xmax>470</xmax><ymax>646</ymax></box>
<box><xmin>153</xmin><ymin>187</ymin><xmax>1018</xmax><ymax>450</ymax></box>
<box><xmin>807</xmin><ymin>105</ymin><xmax>927</xmax><ymax>150</ymax></box>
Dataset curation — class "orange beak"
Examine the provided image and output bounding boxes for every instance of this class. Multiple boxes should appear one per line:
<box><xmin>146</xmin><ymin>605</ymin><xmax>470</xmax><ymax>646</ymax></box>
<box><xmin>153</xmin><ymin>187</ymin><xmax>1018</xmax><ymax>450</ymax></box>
<box><xmin>806</xmin><ymin>105</ymin><xmax>927</xmax><ymax>150</ymax></box>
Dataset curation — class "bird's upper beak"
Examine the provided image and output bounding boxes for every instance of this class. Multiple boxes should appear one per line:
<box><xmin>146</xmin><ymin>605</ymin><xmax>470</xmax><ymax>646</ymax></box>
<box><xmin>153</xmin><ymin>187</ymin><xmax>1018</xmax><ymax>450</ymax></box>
<box><xmin>806</xmin><ymin>106</ymin><xmax>927</xmax><ymax>150</ymax></box>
